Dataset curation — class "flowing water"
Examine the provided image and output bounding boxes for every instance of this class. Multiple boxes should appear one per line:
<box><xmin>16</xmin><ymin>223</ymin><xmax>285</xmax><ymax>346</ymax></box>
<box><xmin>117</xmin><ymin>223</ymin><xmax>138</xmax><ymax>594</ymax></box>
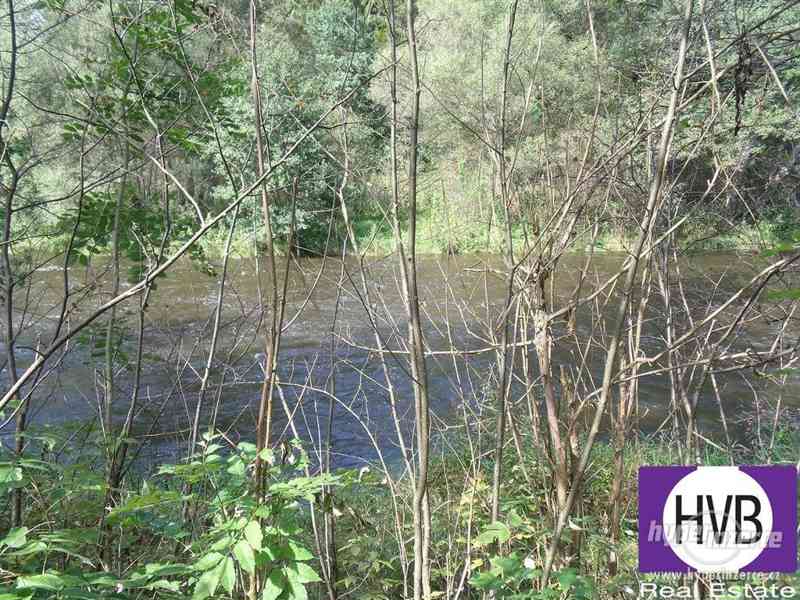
<box><xmin>2</xmin><ymin>251</ymin><xmax>797</xmax><ymax>470</ymax></box>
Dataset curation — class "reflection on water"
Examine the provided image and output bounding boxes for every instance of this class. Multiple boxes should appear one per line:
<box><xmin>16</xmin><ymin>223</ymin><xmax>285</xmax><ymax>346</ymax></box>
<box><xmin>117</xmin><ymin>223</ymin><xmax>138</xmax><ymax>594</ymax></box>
<box><xmin>1</xmin><ymin>251</ymin><xmax>796</xmax><ymax>469</ymax></box>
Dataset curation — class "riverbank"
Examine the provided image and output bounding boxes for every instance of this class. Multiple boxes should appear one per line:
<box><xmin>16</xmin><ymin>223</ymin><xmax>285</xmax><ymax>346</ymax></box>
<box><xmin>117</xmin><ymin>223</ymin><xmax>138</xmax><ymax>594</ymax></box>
<box><xmin>14</xmin><ymin>206</ymin><xmax>797</xmax><ymax>265</ymax></box>
<box><xmin>334</xmin><ymin>412</ymin><xmax>800</xmax><ymax>598</ymax></box>
<box><xmin>196</xmin><ymin>209</ymin><xmax>800</xmax><ymax>258</ymax></box>
<box><xmin>3</xmin><ymin>408</ymin><xmax>798</xmax><ymax>599</ymax></box>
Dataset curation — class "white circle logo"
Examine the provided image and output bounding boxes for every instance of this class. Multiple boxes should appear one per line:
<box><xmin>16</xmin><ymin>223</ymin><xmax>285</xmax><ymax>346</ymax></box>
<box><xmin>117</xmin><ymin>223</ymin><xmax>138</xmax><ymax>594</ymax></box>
<box><xmin>662</xmin><ymin>467</ymin><xmax>772</xmax><ymax>572</ymax></box>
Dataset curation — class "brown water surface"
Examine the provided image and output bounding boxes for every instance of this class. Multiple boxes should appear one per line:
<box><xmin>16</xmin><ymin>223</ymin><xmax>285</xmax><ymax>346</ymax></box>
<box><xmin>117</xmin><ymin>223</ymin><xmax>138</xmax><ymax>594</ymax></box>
<box><xmin>3</xmin><ymin>251</ymin><xmax>795</xmax><ymax>469</ymax></box>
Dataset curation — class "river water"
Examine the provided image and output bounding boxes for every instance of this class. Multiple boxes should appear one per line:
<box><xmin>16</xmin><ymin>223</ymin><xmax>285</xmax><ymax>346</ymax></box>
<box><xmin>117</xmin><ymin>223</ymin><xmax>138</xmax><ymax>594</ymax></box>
<box><xmin>2</xmin><ymin>251</ymin><xmax>797</xmax><ymax>470</ymax></box>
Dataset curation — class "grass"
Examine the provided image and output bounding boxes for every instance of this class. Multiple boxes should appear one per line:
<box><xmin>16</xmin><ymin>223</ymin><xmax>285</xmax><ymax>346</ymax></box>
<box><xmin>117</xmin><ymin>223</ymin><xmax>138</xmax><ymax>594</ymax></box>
<box><xmin>13</xmin><ymin>201</ymin><xmax>800</xmax><ymax>271</ymax></box>
<box><xmin>335</xmin><ymin>418</ymin><xmax>800</xmax><ymax>598</ymax></box>
<box><xmin>4</xmin><ymin>391</ymin><xmax>798</xmax><ymax>598</ymax></box>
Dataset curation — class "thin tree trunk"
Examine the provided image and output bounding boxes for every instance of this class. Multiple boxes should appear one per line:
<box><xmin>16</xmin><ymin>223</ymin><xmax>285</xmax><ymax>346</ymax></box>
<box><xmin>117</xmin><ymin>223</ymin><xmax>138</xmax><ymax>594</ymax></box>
<box><xmin>99</xmin><ymin>137</ymin><xmax>128</xmax><ymax>569</ymax></box>
<box><xmin>540</xmin><ymin>0</ymin><xmax>695</xmax><ymax>584</ymax></box>
<box><xmin>489</xmin><ymin>0</ymin><xmax>519</xmax><ymax>525</ymax></box>
<box><xmin>188</xmin><ymin>207</ymin><xmax>239</xmax><ymax>457</ymax></box>
<box><xmin>2</xmin><ymin>0</ymin><xmax>20</xmax><ymax>528</ymax></box>
<box><xmin>105</xmin><ymin>133</ymin><xmax>173</xmax><ymax>563</ymax></box>
<box><xmin>390</xmin><ymin>2</ymin><xmax>432</xmax><ymax>597</ymax></box>
<box><xmin>250</xmin><ymin>0</ymin><xmax>279</xmax><ymax>499</ymax></box>
<box><xmin>249</xmin><ymin>3</ymin><xmax>283</xmax><ymax>598</ymax></box>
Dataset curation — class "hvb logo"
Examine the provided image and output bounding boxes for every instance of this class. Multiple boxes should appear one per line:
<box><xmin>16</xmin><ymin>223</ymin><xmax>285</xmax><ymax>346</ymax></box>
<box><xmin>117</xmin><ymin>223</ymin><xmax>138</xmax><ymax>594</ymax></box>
<box><xmin>639</xmin><ymin>466</ymin><xmax>797</xmax><ymax>573</ymax></box>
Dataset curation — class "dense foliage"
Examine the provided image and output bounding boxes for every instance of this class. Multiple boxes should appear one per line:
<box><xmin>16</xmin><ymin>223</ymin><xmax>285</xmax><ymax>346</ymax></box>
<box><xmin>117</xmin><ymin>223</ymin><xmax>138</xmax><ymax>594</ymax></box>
<box><xmin>1</xmin><ymin>0</ymin><xmax>799</xmax><ymax>599</ymax></box>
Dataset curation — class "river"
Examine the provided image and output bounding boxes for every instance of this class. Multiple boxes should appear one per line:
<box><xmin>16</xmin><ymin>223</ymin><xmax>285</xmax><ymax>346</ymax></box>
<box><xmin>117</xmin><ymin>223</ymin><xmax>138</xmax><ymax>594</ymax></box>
<box><xmin>2</xmin><ymin>251</ymin><xmax>796</xmax><ymax>470</ymax></box>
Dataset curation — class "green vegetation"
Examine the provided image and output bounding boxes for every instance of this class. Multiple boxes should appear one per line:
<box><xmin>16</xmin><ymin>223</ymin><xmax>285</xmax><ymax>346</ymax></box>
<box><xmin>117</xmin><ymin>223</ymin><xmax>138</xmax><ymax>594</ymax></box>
<box><xmin>1</xmin><ymin>0</ymin><xmax>800</xmax><ymax>599</ymax></box>
<box><xmin>3</xmin><ymin>1</ymin><xmax>799</xmax><ymax>260</ymax></box>
<box><xmin>3</xmin><ymin>412</ymin><xmax>799</xmax><ymax>599</ymax></box>
<box><xmin>1</xmin><ymin>436</ymin><xmax>330</xmax><ymax>599</ymax></box>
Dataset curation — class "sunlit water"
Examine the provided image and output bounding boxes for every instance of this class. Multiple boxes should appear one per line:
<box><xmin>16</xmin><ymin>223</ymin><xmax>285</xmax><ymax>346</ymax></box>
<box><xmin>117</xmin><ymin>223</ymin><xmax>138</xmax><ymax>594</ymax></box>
<box><xmin>1</xmin><ymin>251</ymin><xmax>797</xmax><ymax>471</ymax></box>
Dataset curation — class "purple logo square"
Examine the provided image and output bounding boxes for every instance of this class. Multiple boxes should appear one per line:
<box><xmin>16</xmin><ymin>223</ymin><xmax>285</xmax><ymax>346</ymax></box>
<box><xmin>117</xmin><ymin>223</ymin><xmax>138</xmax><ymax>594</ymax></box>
<box><xmin>638</xmin><ymin>465</ymin><xmax>797</xmax><ymax>573</ymax></box>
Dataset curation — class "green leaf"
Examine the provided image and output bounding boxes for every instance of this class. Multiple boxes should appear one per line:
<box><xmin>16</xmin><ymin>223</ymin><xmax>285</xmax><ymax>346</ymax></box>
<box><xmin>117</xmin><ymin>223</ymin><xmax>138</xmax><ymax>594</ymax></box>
<box><xmin>142</xmin><ymin>563</ymin><xmax>193</xmax><ymax>578</ymax></box>
<box><xmin>286</xmin><ymin>578</ymin><xmax>309</xmax><ymax>600</ymax></box>
<box><xmin>244</xmin><ymin>520</ymin><xmax>263</xmax><ymax>551</ymax></box>
<box><xmin>84</xmin><ymin>573</ymin><xmax>118</xmax><ymax>588</ymax></box>
<box><xmin>558</xmin><ymin>568</ymin><xmax>578</xmax><ymax>589</ymax></box>
<box><xmin>220</xmin><ymin>556</ymin><xmax>236</xmax><ymax>594</ymax></box>
<box><xmin>7</xmin><ymin>541</ymin><xmax>46</xmax><ymax>557</ymax></box>
<box><xmin>16</xmin><ymin>574</ymin><xmax>65</xmax><ymax>591</ymax></box>
<box><xmin>763</xmin><ymin>242</ymin><xmax>797</xmax><ymax>256</ymax></box>
<box><xmin>507</xmin><ymin>509</ymin><xmax>524</xmax><ymax>529</ymax></box>
<box><xmin>196</xmin><ymin>551</ymin><xmax>224</xmax><ymax>571</ymax></box>
<box><xmin>474</xmin><ymin>521</ymin><xmax>511</xmax><ymax>547</ymax></box>
<box><xmin>491</xmin><ymin>556</ymin><xmax>521</xmax><ymax>577</ymax></box>
<box><xmin>227</xmin><ymin>456</ymin><xmax>246</xmax><ymax>477</ymax></box>
<box><xmin>146</xmin><ymin>579</ymin><xmax>181</xmax><ymax>592</ymax></box>
<box><xmin>45</xmin><ymin>0</ymin><xmax>66</xmax><ymax>10</ymax></box>
<box><xmin>233</xmin><ymin>539</ymin><xmax>256</xmax><ymax>575</ymax></box>
<box><xmin>0</xmin><ymin>465</ymin><xmax>23</xmax><ymax>490</ymax></box>
<box><xmin>262</xmin><ymin>570</ymin><xmax>286</xmax><ymax>600</ymax></box>
<box><xmin>287</xmin><ymin>562</ymin><xmax>320</xmax><ymax>584</ymax></box>
<box><xmin>287</xmin><ymin>542</ymin><xmax>313</xmax><ymax>561</ymax></box>
<box><xmin>193</xmin><ymin>557</ymin><xmax>226</xmax><ymax>600</ymax></box>
<box><xmin>470</xmin><ymin>571</ymin><xmax>501</xmax><ymax>591</ymax></box>
<box><xmin>0</xmin><ymin>527</ymin><xmax>27</xmax><ymax>549</ymax></box>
